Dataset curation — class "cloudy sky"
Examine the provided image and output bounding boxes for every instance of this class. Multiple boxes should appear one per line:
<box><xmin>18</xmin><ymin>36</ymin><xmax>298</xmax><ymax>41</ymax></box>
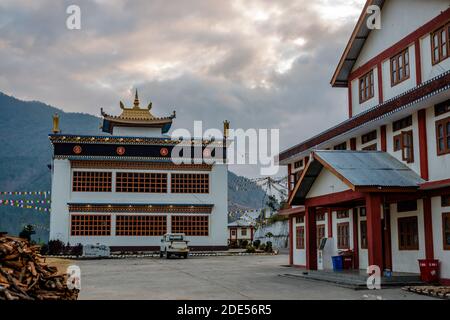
<box><xmin>0</xmin><ymin>0</ymin><xmax>365</xmax><ymax>177</ymax></box>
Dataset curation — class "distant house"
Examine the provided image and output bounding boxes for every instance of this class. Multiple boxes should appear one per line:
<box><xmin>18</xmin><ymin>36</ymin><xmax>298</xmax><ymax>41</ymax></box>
<box><xmin>278</xmin><ymin>0</ymin><xmax>450</xmax><ymax>284</ymax></box>
<box><xmin>228</xmin><ymin>219</ymin><xmax>255</xmax><ymax>246</ymax></box>
<box><xmin>48</xmin><ymin>90</ymin><xmax>229</xmax><ymax>251</ymax></box>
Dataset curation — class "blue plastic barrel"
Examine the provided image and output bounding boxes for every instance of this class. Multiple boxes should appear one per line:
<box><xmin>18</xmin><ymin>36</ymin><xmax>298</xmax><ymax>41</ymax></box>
<box><xmin>332</xmin><ymin>255</ymin><xmax>343</xmax><ymax>271</ymax></box>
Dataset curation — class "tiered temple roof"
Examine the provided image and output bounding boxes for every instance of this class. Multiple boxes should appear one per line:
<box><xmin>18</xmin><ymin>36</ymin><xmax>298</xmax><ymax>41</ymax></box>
<box><xmin>101</xmin><ymin>90</ymin><xmax>176</xmax><ymax>134</ymax></box>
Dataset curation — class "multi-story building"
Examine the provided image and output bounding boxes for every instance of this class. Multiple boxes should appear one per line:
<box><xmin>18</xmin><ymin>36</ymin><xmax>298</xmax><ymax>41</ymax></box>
<box><xmin>278</xmin><ymin>0</ymin><xmax>450</xmax><ymax>283</ymax></box>
<box><xmin>49</xmin><ymin>91</ymin><xmax>228</xmax><ymax>251</ymax></box>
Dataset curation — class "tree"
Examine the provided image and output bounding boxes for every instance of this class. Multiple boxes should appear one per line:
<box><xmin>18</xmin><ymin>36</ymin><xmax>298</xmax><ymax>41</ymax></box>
<box><xmin>265</xmin><ymin>195</ymin><xmax>279</xmax><ymax>212</ymax></box>
<box><xmin>19</xmin><ymin>225</ymin><xmax>35</xmax><ymax>242</ymax></box>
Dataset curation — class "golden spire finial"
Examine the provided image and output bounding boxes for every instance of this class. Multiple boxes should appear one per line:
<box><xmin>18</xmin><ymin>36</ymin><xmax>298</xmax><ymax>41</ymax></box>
<box><xmin>133</xmin><ymin>89</ymin><xmax>140</xmax><ymax>108</ymax></box>
<box><xmin>52</xmin><ymin>113</ymin><xmax>60</xmax><ymax>134</ymax></box>
<box><xmin>223</xmin><ymin>120</ymin><xmax>230</xmax><ymax>139</ymax></box>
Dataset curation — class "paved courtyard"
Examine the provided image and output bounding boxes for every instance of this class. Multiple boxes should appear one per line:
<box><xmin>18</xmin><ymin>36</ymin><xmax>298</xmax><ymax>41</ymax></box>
<box><xmin>74</xmin><ymin>254</ymin><xmax>434</xmax><ymax>300</ymax></box>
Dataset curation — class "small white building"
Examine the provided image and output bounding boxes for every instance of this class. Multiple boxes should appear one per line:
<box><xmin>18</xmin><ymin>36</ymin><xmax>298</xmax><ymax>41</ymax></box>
<box><xmin>49</xmin><ymin>91</ymin><xmax>228</xmax><ymax>251</ymax></box>
<box><xmin>228</xmin><ymin>219</ymin><xmax>255</xmax><ymax>246</ymax></box>
<box><xmin>278</xmin><ymin>0</ymin><xmax>450</xmax><ymax>284</ymax></box>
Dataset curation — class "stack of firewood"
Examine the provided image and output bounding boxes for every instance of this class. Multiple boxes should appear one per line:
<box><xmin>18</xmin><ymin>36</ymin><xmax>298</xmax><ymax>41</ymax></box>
<box><xmin>403</xmin><ymin>286</ymin><xmax>450</xmax><ymax>299</ymax></box>
<box><xmin>0</xmin><ymin>235</ymin><xmax>79</xmax><ymax>300</ymax></box>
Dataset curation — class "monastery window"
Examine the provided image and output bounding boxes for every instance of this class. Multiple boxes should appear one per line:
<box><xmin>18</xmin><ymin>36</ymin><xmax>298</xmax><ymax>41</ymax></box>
<box><xmin>296</xmin><ymin>215</ymin><xmax>304</xmax><ymax>224</ymax></box>
<box><xmin>359</xmin><ymin>69</ymin><xmax>374</xmax><ymax>103</ymax></box>
<box><xmin>360</xmin><ymin>221</ymin><xmax>368</xmax><ymax>249</ymax></box>
<box><xmin>171</xmin><ymin>173</ymin><xmax>209</xmax><ymax>193</ymax></box>
<box><xmin>241</xmin><ymin>228</ymin><xmax>247</xmax><ymax>236</ymax></box>
<box><xmin>115</xmin><ymin>172</ymin><xmax>168</xmax><ymax>193</ymax></box>
<box><xmin>333</xmin><ymin>142</ymin><xmax>347</xmax><ymax>150</ymax></box>
<box><xmin>231</xmin><ymin>229</ymin><xmax>236</xmax><ymax>236</ymax></box>
<box><xmin>397</xmin><ymin>200</ymin><xmax>418</xmax><ymax>213</ymax></box>
<box><xmin>171</xmin><ymin>215</ymin><xmax>209</xmax><ymax>236</ymax></box>
<box><xmin>443</xmin><ymin>213</ymin><xmax>450</xmax><ymax>250</ymax></box>
<box><xmin>401</xmin><ymin>130</ymin><xmax>414</xmax><ymax>163</ymax></box>
<box><xmin>70</xmin><ymin>215</ymin><xmax>111</xmax><ymax>236</ymax></box>
<box><xmin>390</xmin><ymin>48</ymin><xmax>410</xmax><ymax>86</ymax></box>
<box><xmin>317</xmin><ymin>224</ymin><xmax>325</xmax><ymax>248</ymax></box>
<box><xmin>316</xmin><ymin>211</ymin><xmax>326</xmax><ymax>221</ymax></box>
<box><xmin>436</xmin><ymin>116</ymin><xmax>450</xmax><ymax>156</ymax></box>
<box><xmin>337</xmin><ymin>222</ymin><xmax>350</xmax><ymax>249</ymax></box>
<box><xmin>294</xmin><ymin>159</ymin><xmax>303</xmax><ymax>169</ymax></box>
<box><xmin>442</xmin><ymin>194</ymin><xmax>450</xmax><ymax>207</ymax></box>
<box><xmin>115</xmin><ymin>215</ymin><xmax>166</xmax><ymax>236</ymax></box>
<box><xmin>434</xmin><ymin>100</ymin><xmax>450</xmax><ymax>117</ymax></box>
<box><xmin>359</xmin><ymin>207</ymin><xmax>366</xmax><ymax>217</ymax></box>
<box><xmin>296</xmin><ymin>226</ymin><xmax>305</xmax><ymax>249</ymax></box>
<box><xmin>336</xmin><ymin>210</ymin><xmax>349</xmax><ymax>219</ymax></box>
<box><xmin>393</xmin><ymin>134</ymin><xmax>402</xmax><ymax>151</ymax></box>
<box><xmin>393</xmin><ymin>115</ymin><xmax>412</xmax><ymax>132</ymax></box>
<box><xmin>361</xmin><ymin>130</ymin><xmax>377</xmax><ymax>144</ymax></box>
<box><xmin>431</xmin><ymin>22</ymin><xmax>449</xmax><ymax>65</ymax></box>
<box><xmin>362</xmin><ymin>143</ymin><xmax>377</xmax><ymax>151</ymax></box>
<box><xmin>72</xmin><ymin>171</ymin><xmax>112</xmax><ymax>192</ymax></box>
<box><xmin>398</xmin><ymin>216</ymin><xmax>419</xmax><ymax>250</ymax></box>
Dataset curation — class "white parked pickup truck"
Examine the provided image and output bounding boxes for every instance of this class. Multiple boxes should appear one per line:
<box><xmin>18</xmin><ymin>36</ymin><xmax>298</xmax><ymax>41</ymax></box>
<box><xmin>160</xmin><ymin>233</ymin><xmax>189</xmax><ymax>259</ymax></box>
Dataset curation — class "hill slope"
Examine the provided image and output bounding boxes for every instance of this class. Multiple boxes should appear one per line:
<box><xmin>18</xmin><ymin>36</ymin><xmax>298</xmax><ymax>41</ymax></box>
<box><xmin>0</xmin><ymin>92</ymin><xmax>266</xmax><ymax>242</ymax></box>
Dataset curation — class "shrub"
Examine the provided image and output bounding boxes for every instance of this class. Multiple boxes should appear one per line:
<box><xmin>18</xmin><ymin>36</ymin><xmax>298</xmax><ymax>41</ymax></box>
<box><xmin>246</xmin><ymin>244</ymin><xmax>256</xmax><ymax>253</ymax></box>
<box><xmin>252</xmin><ymin>240</ymin><xmax>261</xmax><ymax>249</ymax></box>
<box><xmin>71</xmin><ymin>243</ymin><xmax>83</xmax><ymax>256</ymax></box>
<box><xmin>48</xmin><ymin>239</ymin><xmax>65</xmax><ymax>255</ymax></box>
<box><xmin>259</xmin><ymin>243</ymin><xmax>266</xmax><ymax>251</ymax></box>
<box><xmin>19</xmin><ymin>225</ymin><xmax>35</xmax><ymax>242</ymax></box>
<box><xmin>265</xmin><ymin>241</ymin><xmax>273</xmax><ymax>253</ymax></box>
<box><xmin>40</xmin><ymin>243</ymin><xmax>49</xmax><ymax>255</ymax></box>
<box><xmin>240</xmin><ymin>240</ymin><xmax>248</xmax><ymax>248</ymax></box>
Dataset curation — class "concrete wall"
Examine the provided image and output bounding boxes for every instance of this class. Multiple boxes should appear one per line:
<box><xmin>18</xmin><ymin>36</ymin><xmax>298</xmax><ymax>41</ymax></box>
<box><xmin>50</xmin><ymin>161</ymin><xmax>228</xmax><ymax>248</ymax></box>
<box><xmin>306</xmin><ymin>168</ymin><xmax>350</xmax><ymax>199</ymax></box>
<box><xmin>421</xmin><ymin>34</ymin><xmax>450</xmax><ymax>82</ymax></box>
<box><xmin>349</xmin><ymin>0</ymin><xmax>448</xmax><ymax>117</ymax></box>
<box><xmin>353</xmin><ymin>0</ymin><xmax>448</xmax><ymax>70</ymax></box>
<box><xmin>390</xmin><ymin>199</ymin><xmax>426</xmax><ymax>274</ymax></box>
<box><xmin>426</xmin><ymin>105</ymin><xmax>450</xmax><ymax>182</ymax></box>
<box><xmin>431</xmin><ymin>196</ymin><xmax>450</xmax><ymax>280</ymax></box>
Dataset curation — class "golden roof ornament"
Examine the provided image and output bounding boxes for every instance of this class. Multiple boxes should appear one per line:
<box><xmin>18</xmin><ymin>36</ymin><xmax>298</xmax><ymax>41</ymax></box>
<box><xmin>100</xmin><ymin>89</ymin><xmax>176</xmax><ymax>134</ymax></box>
<box><xmin>52</xmin><ymin>113</ymin><xmax>60</xmax><ymax>134</ymax></box>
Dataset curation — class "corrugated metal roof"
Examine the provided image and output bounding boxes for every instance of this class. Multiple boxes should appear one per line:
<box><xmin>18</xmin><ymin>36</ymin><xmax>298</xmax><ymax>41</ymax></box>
<box><xmin>315</xmin><ymin>150</ymin><xmax>424</xmax><ymax>187</ymax></box>
<box><xmin>228</xmin><ymin>219</ymin><xmax>254</xmax><ymax>227</ymax></box>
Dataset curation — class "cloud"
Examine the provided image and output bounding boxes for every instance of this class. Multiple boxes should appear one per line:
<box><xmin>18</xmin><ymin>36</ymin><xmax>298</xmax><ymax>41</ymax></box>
<box><xmin>0</xmin><ymin>0</ymin><xmax>364</xmax><ymax>177</ymax></box>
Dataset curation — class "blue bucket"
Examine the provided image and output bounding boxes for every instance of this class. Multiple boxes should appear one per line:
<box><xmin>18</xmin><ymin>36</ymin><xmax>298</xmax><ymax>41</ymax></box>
<box><xmin>332</xmin><ymin>255</ymin><xmax>343</xmax><ymax>271</ymax></box>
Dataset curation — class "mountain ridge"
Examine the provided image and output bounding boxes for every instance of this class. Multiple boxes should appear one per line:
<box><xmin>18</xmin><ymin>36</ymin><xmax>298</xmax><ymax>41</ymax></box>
<box><xmin>0</xmin><ymin>91</ymin><xmax>266</xmax><ymax>242</ymax></box>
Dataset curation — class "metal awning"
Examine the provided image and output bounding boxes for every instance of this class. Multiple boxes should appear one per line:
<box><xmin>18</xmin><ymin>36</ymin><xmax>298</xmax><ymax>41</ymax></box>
<box><xmin>289</xmin><ymin>150</ymin><xmax>424</xmax><ymax>205</ymax></box>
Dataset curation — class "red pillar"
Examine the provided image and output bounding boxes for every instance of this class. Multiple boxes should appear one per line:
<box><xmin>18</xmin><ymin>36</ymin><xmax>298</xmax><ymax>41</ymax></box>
<box><xmin>350</xmin><ymin>138</ymin><xmax>357</xmax><ymax>151</ymax></box>
<box><xmin>380</xmin><ymin>125</ymin><xmax>387</xmax><ymax>152</ymax></box>
<box><xmin>352</xmin><ymin>208</ymin><xmax>359</xmax><ymax>269</ymax></box>
<box><xmin>423</xmin><ymin>197</ymin><xmax>434</xmax><ymax>259</ymax></box>
<box><xmin>415</xmin><ymin>39</ymin><xmax>422</xmax><ymax>85</ymax></box>
<box><xmin>289</xmin><ymin>216</ymin><xmax>293</xmax><ymax>265</ymax></box>
<box><xmin>327</xmin><ymin>208</ymin><xmax>333</xmax><ymax>237</ymax></box>
<box><xmin>366</xmin><ymin>194</ymin><xmax>383</xmax><ymax>269</ymax></box>
<box><xmin>348</xmin><ymin>84</ymin><xmax>353</xmax><ymax>118</ymax></box>
<box><xmin>287</xmin><ymin>163</ymin><xmax>292</xmax><ymax>199</ymax></box>
<box><xmin>418</xmin><ymin>109</ymin><xmax>429</xmax><ymax>181</ymax></box>
<box><xmin>383</xmin><ymin>206</ymin><xmax>393</xmax><ymax>270</ymax></box>
<box><xmin>305</xmin><ymin>206</ymin><xmax>317</xmax><ymax>270</ymax></box>
<box><xmin>250</xmin><ymin>227</ymin><xmax>254</xmax><ymax>243</ymax></box>
<box><xmin>377</xmin><ymin>62</ymin><xmax>383</xmax><ymax>103</ymax></box>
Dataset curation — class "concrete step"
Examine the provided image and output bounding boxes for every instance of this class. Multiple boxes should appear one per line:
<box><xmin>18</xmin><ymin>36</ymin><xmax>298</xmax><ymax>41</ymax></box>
<box><xmin>280</xmin><ymin>270</ymin><xmax>423</xmax><ymax>290</ymax></box>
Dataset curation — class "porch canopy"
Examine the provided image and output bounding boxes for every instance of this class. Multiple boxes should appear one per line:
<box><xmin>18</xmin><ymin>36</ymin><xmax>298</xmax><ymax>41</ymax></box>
<box><xmin>287</xmin><ymin>150</ymin><xmax>424</xmax><ymax>271</ymax></box>
<box><xmin>289</xmin><ymin>150</ymin><xmax>424</xmax><ymax>206</ymax></box>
